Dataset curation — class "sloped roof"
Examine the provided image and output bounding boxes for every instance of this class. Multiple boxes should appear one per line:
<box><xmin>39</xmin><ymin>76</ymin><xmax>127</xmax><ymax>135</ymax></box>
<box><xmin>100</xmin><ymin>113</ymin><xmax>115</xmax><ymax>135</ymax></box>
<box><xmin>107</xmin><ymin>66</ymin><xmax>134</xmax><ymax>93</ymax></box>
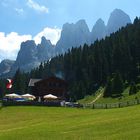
<box><xmin>29</xmin><ymin>77</ymin><xmax>67</xmax><ymax>87</ymax></box>
<box><xmin>28</xmin><ymin>79</ymin><xmax>42</xmax><ymax>87</ymax></box>
<box><xmin>35</xmin><ymin>76</ymin><xmax>67</xmax><ymax>85</ymax></box>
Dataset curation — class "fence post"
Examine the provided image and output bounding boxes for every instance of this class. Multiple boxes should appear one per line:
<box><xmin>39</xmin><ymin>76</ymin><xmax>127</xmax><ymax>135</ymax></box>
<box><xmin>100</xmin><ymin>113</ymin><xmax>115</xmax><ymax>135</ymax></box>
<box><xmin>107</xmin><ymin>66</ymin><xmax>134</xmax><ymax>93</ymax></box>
<box><xmin>105</xmin><ymin>104</ymin><xmax>107</xmax><ymax>109</ymax></box>
<box><xmin>136</xmin><ymin>99</ymin><xmax>139</xmax><ymax>104</ymax></box>
<box><xmin>119</xmin><ymin>103</ymin><xmax>121</xmax><ymax>108</ymax></box>
<box><xmin>127</xmin><ymin>101</ymin><xmax>129</xmax><ymax>106</ymax></box>
<box><xmin>92</xmin><ymin>104</ymin><xmax>94</xmax><ymax>109</ymax></box>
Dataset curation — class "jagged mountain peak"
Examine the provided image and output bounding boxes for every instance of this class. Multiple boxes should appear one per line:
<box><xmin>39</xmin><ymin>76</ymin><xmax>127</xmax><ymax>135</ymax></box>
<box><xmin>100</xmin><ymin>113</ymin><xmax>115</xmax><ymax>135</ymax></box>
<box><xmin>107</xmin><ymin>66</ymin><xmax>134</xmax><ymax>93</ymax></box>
<box><xmin>76</xmin><ymin>19</ymin><xmax>87</xmax><ymax>26</ymax></box>
<box><xmin>56</xmin><ymin>20</ymin><xmax>90</xmax><ymax>54</ymax></box>
<box><xmin>92</xmin><ymin>18</ymin><xmax>105</xmax><ymax>32</ymax></box>
<box><xmin>62</xmin><ymin>19</ymin><xmax>89</xmax><ymax>30</ymax></box>
<box><xmin>20</xmin><ymin>40</ymin><xmax>36</xmax><ymax>50</ymax></box>
<box><xmin>91</xmin><ymin>18</ymin><xmax>106</xmax><ymax>43</ymax></box>
<box><xmin>1</xmin><ymin>59</ymin><xmax>15</xmax><ymax>64</ymax></box>
<box><xmin>0</xmin><ymin>59</ymin><xmax>15</xmax><ymax>75</ymax></box>
<box><xmin>109</xmin><ymin>9</ymin><xmax>131</xmax><ymax>22</ymax></box>
<box><xmin>37</xmin><ymin>36</ymin><xmax>55</xmax><ymax>62</ymax></box>
<box><xmin>62</xmin><ymin>22</ymin><xmax>74</xmax><ymax>29</ymax></box>
<box><xmin>95</xmin><ymin>18</ymin><xmax>105</xmax><ymax>25</ymax></box>
<box><xmin>76</xmin><ymin>19</ymin><xmax>90</xmax><ymax>33</ymax></box>
<box><xmin>112</xmin><ymin>8</ymin><xmax>128</xmax><ymax>15</ymax></box>
<box><xmin>107</xmin><ymin>9</ymin><xmax>131</xmax><ymax>34</ymax></box>
<box><xmin>40</xmin><ymin>36</ymin><xmax>52</xmax><ymax>47</ymax></box>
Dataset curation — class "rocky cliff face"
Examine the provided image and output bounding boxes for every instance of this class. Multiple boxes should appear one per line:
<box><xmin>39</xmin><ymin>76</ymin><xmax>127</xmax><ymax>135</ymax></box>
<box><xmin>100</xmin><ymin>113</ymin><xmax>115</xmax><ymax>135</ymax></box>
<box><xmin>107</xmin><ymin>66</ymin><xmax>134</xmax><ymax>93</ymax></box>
<box><xmin>107</xmin><ymin>9</ymin><xmax>131</xmax><ymax>35</ymax></box>
<box><xmin>56</xmin><ymin>9</ymin><xmax>131</xmax><ymax>53</ymax></box>
<box><xmin>55</xmin><ymin>19</ymin><xmax>90</xmax><ymax>54</ymax></box>
<box><xmin>0</xmin><ymin>59</ymin><xmax>15</xmax><ymax>75</ymax></box>
<box><xmin>37</xmin><ymin>36</ymin><xmax>55</xmax><ymax>62</ymax></box>
<box><xmin>91</xmin><ymin>18</ymin><xmax>106</xmax><ymax>43</ymax></box>
<box><xmin>11</xmin><ymin>40</ymin><xmax>39</xmax><ymax>72</ymax></box>
<box><xmin>11</xmin><ymin>37</ymin><xmax>54</xmax><ymax>72</ymax></box>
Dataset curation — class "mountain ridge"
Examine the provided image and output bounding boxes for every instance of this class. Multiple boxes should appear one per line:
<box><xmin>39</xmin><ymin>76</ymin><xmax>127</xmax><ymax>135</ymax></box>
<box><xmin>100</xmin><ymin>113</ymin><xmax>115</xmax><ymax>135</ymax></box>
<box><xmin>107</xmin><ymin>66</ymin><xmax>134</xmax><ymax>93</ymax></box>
<box><xmin>0</xmin><ymin>9</ymin><xmax>132</xmax><ymax>77</ymax></box>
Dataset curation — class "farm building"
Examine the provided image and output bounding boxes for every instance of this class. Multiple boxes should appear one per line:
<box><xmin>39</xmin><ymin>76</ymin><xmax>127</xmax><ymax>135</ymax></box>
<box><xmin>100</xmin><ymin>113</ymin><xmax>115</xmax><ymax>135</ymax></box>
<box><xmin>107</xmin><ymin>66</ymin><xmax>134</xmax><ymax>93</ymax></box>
<box><xmin>28</xmin><ymin>76</ymin><xmax>68</xmax><ymax>100</ymax></box>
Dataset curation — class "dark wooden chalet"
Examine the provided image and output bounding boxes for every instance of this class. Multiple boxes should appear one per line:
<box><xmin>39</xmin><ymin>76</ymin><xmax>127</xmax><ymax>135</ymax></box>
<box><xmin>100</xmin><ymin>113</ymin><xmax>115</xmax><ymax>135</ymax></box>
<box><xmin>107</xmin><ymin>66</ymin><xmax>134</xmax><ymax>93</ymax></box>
<box><xmin>28</xmin><ymin>77</ymin><xmax>67</xmax><ymax>100</ymax></box>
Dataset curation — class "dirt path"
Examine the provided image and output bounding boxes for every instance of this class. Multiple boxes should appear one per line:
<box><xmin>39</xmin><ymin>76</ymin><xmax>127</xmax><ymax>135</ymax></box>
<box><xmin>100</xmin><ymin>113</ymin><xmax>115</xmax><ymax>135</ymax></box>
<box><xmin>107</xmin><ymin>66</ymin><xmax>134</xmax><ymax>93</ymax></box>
<box><xmin>88</xmin><ymin>88</ymin><xmax>104</xmax><ymax>104</ymax></box>
<box><xmin>89</xmin><ymin>93</ymin><xmax>103</xmax><ymax>104</ymax></box>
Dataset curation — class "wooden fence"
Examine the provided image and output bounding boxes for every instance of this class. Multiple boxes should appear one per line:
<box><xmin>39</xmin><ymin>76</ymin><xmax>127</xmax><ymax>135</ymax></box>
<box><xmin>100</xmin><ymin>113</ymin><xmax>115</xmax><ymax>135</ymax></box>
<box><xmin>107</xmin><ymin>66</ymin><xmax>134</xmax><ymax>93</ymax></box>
<box><xmin>84</xmin><ymin>98</ymin><xmax>140</xmax><ymax>109</ymax></box>
<box><xmin>1</xmin><ymin>99</ymin><xmax>140</xmax><ymax>109</ymax></box>
<box><xmin>2</xmin><ymin>101</ymin><xmax>61</xmax><ymax>107</ymax></box>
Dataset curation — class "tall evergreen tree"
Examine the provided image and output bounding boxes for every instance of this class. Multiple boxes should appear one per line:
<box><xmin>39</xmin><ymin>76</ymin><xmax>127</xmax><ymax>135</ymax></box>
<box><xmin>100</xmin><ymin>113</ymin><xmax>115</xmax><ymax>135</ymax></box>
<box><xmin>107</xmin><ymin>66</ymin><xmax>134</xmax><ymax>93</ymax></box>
<box><xmin>104</xmin><ymin>77</ymin><xmax>113</xmax><ymax>97</ymax></box>
<box><xmin>12</xmin><ymin>69</ymin><xmax>27</xmax><ymax>94</ymax></box>
<box><xmin>112</xmin><ymin>72</ymin><xmax>124</xmax><ymax>97</ymax></box>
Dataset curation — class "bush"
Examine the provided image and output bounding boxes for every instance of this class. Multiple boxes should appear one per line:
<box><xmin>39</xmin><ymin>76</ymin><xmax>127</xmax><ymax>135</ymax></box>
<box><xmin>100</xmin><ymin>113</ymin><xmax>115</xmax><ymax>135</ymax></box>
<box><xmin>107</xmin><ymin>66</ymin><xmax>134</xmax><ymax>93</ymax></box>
<box><xmin>137</xmin><ymin>84</ymin><xmax>140</xmax><ymax>90</ymax></box>
<box><xmin>129</xmin><ymin>82</ymin><xmax>137</xmax><ymax>95</ymax></box>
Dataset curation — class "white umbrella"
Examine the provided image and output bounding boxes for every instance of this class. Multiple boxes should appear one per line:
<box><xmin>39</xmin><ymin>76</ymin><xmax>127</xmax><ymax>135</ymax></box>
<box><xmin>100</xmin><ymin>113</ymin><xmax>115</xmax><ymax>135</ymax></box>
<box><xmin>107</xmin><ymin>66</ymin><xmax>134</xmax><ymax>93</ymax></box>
<box><xmin>5</xmin><ymin>93</ymin><xmax>21</xmax><ymax>98</ymax></box>
<box><xmin>22</xmin><ymin>94</ymin><xmax>36</xmax><ymax>99</ymax></box>
<box><xmin>43</xmin><ymin>94</ymin><xmax>58</xmax><ymax>99</ymax></box>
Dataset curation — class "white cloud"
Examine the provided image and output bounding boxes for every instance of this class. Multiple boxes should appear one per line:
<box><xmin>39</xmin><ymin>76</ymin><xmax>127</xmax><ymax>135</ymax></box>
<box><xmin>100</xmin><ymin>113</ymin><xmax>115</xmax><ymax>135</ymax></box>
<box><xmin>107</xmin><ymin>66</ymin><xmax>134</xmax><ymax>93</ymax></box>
<box><xmin>27</xmin><ymin>0</ymin><xmax>49</xmax><ymax>13</ymax></box>
<box><xmin>34</xmin><ymin>27</ymin><xmax>61</xmax><ymax>45</ymax></box>
<box><xmin>0</xmin><ymin>32</ymin><xmax>32</xmax><ymax>61</ymax></box>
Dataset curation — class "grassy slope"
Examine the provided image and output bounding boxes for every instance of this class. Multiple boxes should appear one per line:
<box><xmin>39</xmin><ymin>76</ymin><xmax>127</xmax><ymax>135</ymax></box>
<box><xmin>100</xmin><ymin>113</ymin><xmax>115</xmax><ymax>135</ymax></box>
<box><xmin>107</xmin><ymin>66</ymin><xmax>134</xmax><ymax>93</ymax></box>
<box><xmin>0</xmin><ymin>106</ymin><xmax>140</xmax><ymax>140</ymax></box>
<box><xmin>78</xmin><ymin>87</ymin><xmax>104</xmax><ymax>104</ymax></box>
<box><xmin>96</xmin><ymin>88</ymin><xmax>140</xmax><ymax>104</ymax></box>
<box><xmin>79</xmin><ymin>86</ymin><xmax>140</xmax><ymax>104</ymax></box>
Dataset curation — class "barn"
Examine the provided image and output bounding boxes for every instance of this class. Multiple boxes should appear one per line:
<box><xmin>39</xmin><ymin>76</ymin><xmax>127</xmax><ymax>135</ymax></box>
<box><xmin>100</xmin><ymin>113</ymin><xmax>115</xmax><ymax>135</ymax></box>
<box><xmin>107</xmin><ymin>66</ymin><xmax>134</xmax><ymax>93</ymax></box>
<box><xmin>28</xmin><ymin>76</ymin><xmax>68</xmax><ymax>100</ymax></box>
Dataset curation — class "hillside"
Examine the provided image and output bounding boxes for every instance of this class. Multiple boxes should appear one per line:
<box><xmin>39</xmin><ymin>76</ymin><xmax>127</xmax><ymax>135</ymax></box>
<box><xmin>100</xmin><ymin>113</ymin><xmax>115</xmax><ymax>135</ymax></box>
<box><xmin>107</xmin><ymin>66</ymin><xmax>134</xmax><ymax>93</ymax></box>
<box><xmin>78</xmin><ymin>85</ymin><xmax>140</xmax><ymax>105</ymax></box>
<box><xmin>31</xmin><ymin>17</ymin><xmax>140</xmax><ymax>101</ymax></box>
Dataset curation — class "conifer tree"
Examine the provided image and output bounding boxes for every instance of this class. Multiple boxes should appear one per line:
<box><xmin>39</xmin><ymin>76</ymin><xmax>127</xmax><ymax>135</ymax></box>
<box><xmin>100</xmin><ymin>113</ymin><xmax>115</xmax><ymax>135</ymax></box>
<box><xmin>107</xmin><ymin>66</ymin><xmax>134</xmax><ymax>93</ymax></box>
<box><xmin>103</xmin><ymin>77</ymin><xmax>113</xmax><ymax>97</ymax></box>
<box><xmin>112</xmin><ymin>72</ymin><xmax>124</xmax><ymax>97</ymax></box>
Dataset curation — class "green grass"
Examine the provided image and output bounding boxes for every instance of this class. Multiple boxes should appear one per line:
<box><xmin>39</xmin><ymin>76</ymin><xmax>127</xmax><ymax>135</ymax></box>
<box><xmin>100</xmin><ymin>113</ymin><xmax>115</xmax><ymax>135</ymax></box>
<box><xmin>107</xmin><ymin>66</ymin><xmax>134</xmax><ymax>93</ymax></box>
<box><xmin>78</xmin><ymin>86</ymin><xmax>140</xmax><ymax>105</ymax></box>
<box><xmin>78</xmin><ymin>87</ymin><xmax>104</xmax><ymax>104</ymax></box>
<box><xmin>96</xmin><ymin>88</ymin><xmax>140</xmax><ymax>104</ymax></box>
<box><xmin>0</xmin><ymin>106</ymin><xmax>140</xmax><ymax>140</ymax></box>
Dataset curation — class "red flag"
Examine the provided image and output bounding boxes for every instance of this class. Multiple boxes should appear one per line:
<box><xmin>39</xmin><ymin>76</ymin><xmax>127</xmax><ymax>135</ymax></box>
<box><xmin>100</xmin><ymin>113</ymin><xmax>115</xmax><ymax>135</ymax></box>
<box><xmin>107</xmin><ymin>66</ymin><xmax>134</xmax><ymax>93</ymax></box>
<box><xmin>6</xmin><ymin>79</ymin><xmax>13</xmax><ymax>89</ymax></box>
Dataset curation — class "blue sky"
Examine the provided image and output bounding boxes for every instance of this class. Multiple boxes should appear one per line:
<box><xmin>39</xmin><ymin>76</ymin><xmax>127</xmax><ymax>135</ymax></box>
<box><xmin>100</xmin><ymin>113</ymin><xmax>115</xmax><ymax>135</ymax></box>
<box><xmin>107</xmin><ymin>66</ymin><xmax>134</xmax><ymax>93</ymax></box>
<box><xmin>0</xmin><ymin>0</ymin><xmax>140</xmax><ymax>61</ymax></box>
